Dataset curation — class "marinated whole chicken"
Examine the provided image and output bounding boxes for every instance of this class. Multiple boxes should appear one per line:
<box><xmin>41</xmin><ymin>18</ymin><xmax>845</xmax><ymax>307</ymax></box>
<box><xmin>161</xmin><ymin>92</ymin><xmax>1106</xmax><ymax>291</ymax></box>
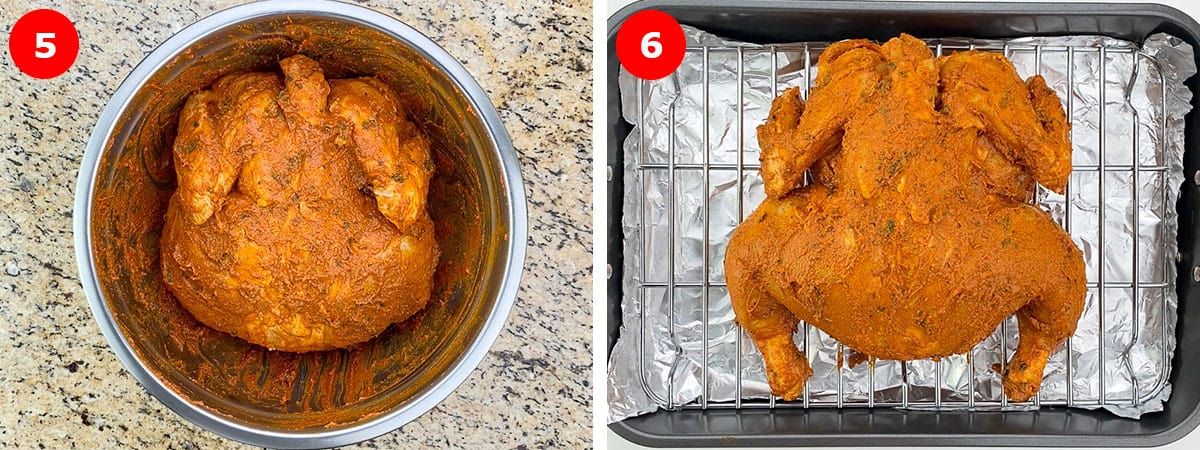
<box><xmin>161</xmin><ymin>55</ymin><xmax>439</xmax><ymax>352</ymax></box>
<box><xmin>724</xmin><ymin>35</ymin><xmax>1085</xmax><ymax>402</ymax></box>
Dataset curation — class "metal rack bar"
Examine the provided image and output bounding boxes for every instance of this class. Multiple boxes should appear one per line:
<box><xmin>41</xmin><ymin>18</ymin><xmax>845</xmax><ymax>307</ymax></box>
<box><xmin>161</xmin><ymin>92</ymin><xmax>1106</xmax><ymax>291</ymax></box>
<box><xmin>636</xmin><ymin>162</ymin><xmax>1169</xmax><ymax>171</ymax></box>
<box><xmin>734</xmin><ymin>46</ymin><xmax>745</xmax><ymax>409</ymax></box>
<box><xmin>1034</xmin><ymin>43</ymin><xmax>1044</xmax><ymax>409</ymax></box>
<box><xmin>967</xmin><ymin>352</ymin><xmax>976</xmax><ymax>408</ymax></box>
<box><xmin>638</xmin><ymin>281</ymin><xmax>1168</xmax><ymax>289</ymax></box>
<box><xmin>681</xmin><ymin>399</ymin><xmax>1115</xmax><ymax>409</ymax></box>
<box><xmin>868</xmin><ymin>357</ymin><xmax>876</xmax><ymax>408</ymax></box>
<box><xmin>771</xmin><ymin>45</ymin><xmax>780</xmax><ymax>410</ymax></box>
<box><xmin>1130</xmin><ymin>51</ymin><xmax>1142</xmax><ymax>406</ymax></box>
<box><xmin>801</xmin><ymin>42</ymin><xmax>812</xmax><ymax>410</ymax></box>
<box><xmin>1066</xmin><ymin>45</ymin><xmax>1076</xmax><ymax>408</ymax></box>
<box><xmin>1098</xmin><ymin>45</ymin><xmax>1107</xmax><ymax>406</ymax></box>
<box><xmin>701</xmin><ymin>47</ymin><xmax>711</xmax><ymax>409</ymax></box>
<box><xmin>667</xmin><ymin>102</ymin><xmax>678</xmax><ymax>409</ymax></box>
<box><xmin>1000</xmin><ymin>41</ymin><xmax>1009</xmax><ymax>409</ymax></box>
<box><xmin>630</xmin><ymin>39</ymin><xmax>1170</xmax><ymax>412</ymax></box>
<box><xmin>935</xmin><ymin>42</ymin><xmax>945</xmax><ymax>410</ymax></box>
<box><xmin>838</xmin><ymin>343</ymin><xmax>845</xmax><ymax>409</ymax></box>
<box><xmin>683</xmin><ymin>45</ymin><xmax>1146</xmax><ymax>54</ymax></box>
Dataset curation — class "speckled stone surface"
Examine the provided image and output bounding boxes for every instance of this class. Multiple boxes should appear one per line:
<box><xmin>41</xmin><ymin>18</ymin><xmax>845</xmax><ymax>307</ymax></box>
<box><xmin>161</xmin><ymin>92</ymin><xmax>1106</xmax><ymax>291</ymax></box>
<box><xmin>0</xmin><ymin>0</ymin><xmax>591</xmax><ymax>448</ymax></box>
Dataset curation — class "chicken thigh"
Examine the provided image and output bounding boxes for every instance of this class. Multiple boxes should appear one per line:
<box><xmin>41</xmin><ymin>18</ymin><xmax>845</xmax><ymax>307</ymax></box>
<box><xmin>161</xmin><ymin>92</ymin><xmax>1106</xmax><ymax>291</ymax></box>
<box><xmin>725</xmin><ymin>35</ymin><xmax>1085</xmax><ymax>402</ymax></box>
<box><xmin>161</xmin><ymin>55</ymin><xmax>439</xmax><ymax>352</ymax></box>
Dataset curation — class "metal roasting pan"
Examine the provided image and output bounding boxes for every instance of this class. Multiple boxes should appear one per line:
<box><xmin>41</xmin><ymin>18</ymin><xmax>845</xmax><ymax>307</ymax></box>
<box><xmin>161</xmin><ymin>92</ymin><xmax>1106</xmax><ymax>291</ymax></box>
<box><xmin>607</xmin><ymin>1</ymin><xmax>1200</xmax><ymax>447</ymax></box>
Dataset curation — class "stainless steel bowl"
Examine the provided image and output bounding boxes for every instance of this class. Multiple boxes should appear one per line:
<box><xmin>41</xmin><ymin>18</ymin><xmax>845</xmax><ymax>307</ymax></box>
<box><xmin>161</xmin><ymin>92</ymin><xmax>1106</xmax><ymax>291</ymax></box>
<box><xmin>72</xmin><ymin>1</ymin><xmax>526</xmax><ymax>447</ymax></box>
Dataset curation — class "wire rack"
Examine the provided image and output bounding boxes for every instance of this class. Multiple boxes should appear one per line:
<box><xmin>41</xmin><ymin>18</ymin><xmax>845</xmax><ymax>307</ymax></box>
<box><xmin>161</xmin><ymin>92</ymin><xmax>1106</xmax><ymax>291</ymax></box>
<box><xmin>629</xmin><ymin>40</ymin><xmax>1173</xmax><ymax>412</ymax></box>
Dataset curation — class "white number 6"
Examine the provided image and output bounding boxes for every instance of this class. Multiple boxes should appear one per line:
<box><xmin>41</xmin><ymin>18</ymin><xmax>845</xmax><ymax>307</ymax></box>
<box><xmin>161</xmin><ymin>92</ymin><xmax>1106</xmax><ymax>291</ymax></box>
<box><xmin>641</xmin><ymin>32</ymin><xmax>662</xmax><ymax>59</ymax></box>
<box><xmin>35</xmin><ymin>33</ymin><xmax>56</xmax><ymax>59</ymax></box>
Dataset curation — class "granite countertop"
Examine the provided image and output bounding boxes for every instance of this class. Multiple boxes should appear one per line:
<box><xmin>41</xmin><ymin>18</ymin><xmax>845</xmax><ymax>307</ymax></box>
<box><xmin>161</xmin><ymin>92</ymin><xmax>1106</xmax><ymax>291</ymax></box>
<box><xmin>0</xmin><ymin>0</ymin><xmax>591</xmax><ymax>447</ymax></box>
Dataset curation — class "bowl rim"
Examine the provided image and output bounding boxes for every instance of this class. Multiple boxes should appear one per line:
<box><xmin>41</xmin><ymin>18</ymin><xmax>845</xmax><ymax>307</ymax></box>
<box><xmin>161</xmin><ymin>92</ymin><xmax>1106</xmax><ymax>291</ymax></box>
<box><xmin>71</xmin><ymin>0</ymin><xmax>527</xmax><ymax>447</ymax></box>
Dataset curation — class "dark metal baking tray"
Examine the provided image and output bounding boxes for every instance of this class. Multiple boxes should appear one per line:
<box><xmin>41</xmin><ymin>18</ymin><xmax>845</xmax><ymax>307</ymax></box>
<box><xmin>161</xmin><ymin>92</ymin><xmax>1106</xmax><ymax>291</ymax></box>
<box><xmin>607</xmin><ymin>1</ymin><xmax>1200</xmax><ymax>446</ymax></box>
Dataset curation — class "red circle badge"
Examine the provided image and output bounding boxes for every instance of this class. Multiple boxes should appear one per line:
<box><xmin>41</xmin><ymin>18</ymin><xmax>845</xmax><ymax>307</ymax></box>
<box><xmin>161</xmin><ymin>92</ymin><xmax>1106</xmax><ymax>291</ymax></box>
<box><xmin>8</xmin><ymin>9</ymin><xmax>80</xmax><ymax>79</ymax></box>
<box><xmin>616</xmin><ymin>10</ymin><xmax>685</xmax><ymax>81</ymax></box>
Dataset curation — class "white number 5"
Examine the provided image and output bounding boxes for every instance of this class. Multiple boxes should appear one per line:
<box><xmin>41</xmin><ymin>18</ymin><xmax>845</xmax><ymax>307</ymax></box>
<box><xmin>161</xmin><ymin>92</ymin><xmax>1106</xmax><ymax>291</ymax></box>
<box><xmin>641</xmin><ymin>32</ymin><xmax>662</xmax><ymax>59</ymax></box>
<box><xmin>35</xmin><ymin>33</ymin><xmax>56</xmax><ymax>58</ymax></box>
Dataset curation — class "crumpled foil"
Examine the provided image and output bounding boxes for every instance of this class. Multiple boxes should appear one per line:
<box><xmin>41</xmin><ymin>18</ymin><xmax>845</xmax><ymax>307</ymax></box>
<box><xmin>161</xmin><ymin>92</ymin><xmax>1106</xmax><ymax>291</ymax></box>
<box><xmin>609</xmin><ymin>28</ymin><xmax>1195</xmax><ymax>422</ymax></box>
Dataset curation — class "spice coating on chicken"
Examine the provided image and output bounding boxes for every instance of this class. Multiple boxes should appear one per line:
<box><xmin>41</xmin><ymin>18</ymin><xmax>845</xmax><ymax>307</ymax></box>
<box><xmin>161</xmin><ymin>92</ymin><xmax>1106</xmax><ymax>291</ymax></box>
<box><xmin>725</xmin><ymin>35</ymin><xmax>1085</xmax><ymax>402</ymax></box>
<box><xmin>161</xmin><ymin>55</ymin><xmax>439</xmax><ymax>352</ymax></box>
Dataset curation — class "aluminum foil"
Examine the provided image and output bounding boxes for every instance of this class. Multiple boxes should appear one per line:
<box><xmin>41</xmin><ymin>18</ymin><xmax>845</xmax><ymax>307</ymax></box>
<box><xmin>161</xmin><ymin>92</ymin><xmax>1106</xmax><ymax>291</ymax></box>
<box><xmin>608</xmin><ymin>28</ymin><xmax>1195</xmax><ymax>422</ymax></box>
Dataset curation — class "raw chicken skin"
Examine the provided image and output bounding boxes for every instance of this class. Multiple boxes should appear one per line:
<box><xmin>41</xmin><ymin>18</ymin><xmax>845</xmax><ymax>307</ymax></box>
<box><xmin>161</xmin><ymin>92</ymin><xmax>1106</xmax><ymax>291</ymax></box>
<box><xmin>724</xmin><ymin>35</ymin><xmax>1085</xmax><ymax>402</ymax></box>
<box><xmin>161</xmin><ymin>55</ymin><xmax>439</xmax><ymax>352</ymax></box>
